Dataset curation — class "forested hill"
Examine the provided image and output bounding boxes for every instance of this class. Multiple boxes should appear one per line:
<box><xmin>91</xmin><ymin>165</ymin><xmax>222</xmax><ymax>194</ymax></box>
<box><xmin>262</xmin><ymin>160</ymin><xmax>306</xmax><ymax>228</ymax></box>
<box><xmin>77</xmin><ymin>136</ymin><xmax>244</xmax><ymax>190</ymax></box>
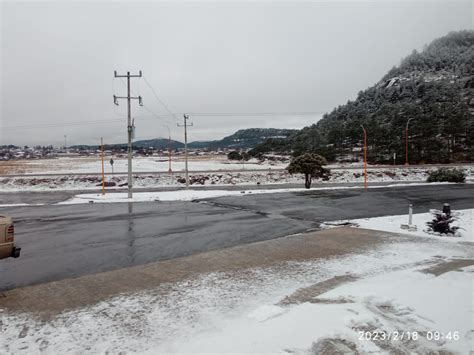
<box><xmin>251</xmin><ymin>30</ymin><xmax>474</xmax><ymax>164</ymax></box>
<box><xmin>188</xmin><ymin>128</ymin><xmax>297</xmax><ymax>149</ymax></box>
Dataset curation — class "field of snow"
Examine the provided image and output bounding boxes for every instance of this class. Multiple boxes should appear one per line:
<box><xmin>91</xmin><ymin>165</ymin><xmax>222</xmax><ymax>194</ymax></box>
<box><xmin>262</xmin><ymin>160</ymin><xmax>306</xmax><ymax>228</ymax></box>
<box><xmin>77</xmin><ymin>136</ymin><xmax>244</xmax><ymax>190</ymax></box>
<box><xmin>0</xmin><ymin>156</ymin><xmax>288</xmax><ymax>175</ymax></box>
<box><xmin>1</xmin><ymin>234</ymin><xmax>472</xmax><ymax>353</ymax></box>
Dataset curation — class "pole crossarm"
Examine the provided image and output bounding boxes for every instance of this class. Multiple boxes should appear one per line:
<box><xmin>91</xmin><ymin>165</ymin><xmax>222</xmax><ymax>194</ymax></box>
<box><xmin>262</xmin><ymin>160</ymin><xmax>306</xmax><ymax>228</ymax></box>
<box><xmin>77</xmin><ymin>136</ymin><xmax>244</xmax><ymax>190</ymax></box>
<box><xmin>114</xmin><ymin>70</ymin><xmax>142</xmax><ymax>78</ymax></box>
<box><xmin>114</xmin><ymin>96</ymin><xmax>142</xmax><ymax>100</ymax></box>
<box><xmin>113</xmin><ymin>95</ymin><xmax>143</xmax><ymax>106</ymax></box>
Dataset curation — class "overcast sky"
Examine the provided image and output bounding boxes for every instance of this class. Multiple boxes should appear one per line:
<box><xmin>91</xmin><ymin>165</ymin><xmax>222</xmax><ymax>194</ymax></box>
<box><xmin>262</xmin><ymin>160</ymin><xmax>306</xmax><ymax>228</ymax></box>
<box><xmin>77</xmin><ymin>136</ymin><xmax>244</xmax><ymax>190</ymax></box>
<box><xmin>1</xmin><ymin>0</ymin><xmax>472</xmax><ymax>146</ymax></box>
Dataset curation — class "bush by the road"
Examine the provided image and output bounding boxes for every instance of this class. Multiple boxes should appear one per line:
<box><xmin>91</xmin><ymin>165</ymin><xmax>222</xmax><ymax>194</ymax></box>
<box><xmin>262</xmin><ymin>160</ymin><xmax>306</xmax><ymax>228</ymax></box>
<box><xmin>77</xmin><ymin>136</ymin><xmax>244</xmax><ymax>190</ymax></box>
<box><xmin>426</xmin><ymin>210</ymin><xmax>460</xmax><ymax>236</ymax></box>
<box><xmin>427</xmin><ymin>168</ymin><xmax>466</xmax><ymax>183</ymax></box>
<box><xmin>227</xmin><ymin>151</ymin><xmax>242</xmax><ymax>160</ymax></box>
<box><xmin>227</xmin><ymin>151</ymin><xmax>250</xmax><ymax>161</ymax></box>
<box><xmin>287</xmin><ymin>153</ymin><xmax>331</xmax><ymax>189</ymax></box>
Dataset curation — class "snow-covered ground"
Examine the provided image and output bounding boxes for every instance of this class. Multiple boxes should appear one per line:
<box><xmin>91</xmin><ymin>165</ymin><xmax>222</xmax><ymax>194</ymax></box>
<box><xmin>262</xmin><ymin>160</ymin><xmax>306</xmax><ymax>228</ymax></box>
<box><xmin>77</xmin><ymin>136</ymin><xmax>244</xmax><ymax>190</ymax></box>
<box><xmin>0</xmin><ymin>156</ymin><xmax>287</xmax><ymax>175</ymax></box>
<box><xmin>0</xmin><ymin>167</ymin><xmax>465</xmax><ymax>192</ymax></box>
<box><xmin>1</xmin><ymin>235</ymin><xmax>472</xmax><ymax>354</ymax></box>
<box><xmin>348</xmin><ymin>209</ymin><xmax>473</xmax><ymax>242</ymax></box>
<box><xmin>1</xmin><ymin>211</ymin><xmax>473</xmax><ymax>353</ymax></box>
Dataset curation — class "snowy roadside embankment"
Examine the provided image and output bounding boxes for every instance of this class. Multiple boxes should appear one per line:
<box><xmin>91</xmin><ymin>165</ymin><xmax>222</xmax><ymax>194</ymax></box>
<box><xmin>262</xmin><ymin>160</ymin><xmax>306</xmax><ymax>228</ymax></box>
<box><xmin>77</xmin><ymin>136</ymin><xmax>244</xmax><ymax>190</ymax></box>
<box><xmin>0</xmin><ymin>166</ymin><xmax>462</xmax><ymax>192</ymax></box>
<box><xmin>337</xmin><ymin>209</ymin><xmax>473</xmax><ymax>242</ymax></box>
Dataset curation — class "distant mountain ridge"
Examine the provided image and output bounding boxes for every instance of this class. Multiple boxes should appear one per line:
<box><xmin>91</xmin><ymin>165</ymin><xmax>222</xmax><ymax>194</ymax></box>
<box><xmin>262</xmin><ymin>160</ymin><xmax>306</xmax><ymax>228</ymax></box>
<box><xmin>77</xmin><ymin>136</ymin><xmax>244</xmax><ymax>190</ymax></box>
<box><xmin>72</xmin><ymin>128</ymin><xmax>297</xmax><ymax>150</ymax></box>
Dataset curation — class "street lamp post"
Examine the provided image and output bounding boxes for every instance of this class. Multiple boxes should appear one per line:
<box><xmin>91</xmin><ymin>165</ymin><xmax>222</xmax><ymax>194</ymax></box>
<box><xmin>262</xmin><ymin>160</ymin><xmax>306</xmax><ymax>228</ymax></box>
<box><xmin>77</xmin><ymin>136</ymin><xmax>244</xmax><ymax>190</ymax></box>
<box><xmin>360</xmin><ymin>125</ymin><xmax>367</xmax><ymax>191</ymax></box>
<box><xmin>405</xmin><ymin>118</ymin><xmax>414</xmax><ymax>166</ymax></box>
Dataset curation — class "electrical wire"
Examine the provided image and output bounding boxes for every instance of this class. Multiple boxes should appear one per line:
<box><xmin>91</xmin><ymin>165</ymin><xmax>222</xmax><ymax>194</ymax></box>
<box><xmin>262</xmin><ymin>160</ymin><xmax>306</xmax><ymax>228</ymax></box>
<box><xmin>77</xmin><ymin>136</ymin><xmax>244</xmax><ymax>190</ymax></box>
<box><xmin>118</xmin><ymin>76</ymin><xmax>175</xmax><ymax>125</ymax></box>
<box><xmin>118</xmin><ymin>75</ymin><xmax>325</xmax><ymax>119</ymax></box>
<box><xmin>185</xmin><ymin>112</ymin><xmax>326</xmax><ymax>117</ymax></box>
<box><xmin>141</xmin><ymin>76</ymin><xmax>179</xmax><ymax>122</ymax></box>
<box><xmin>1</xmin><ymin>115</ymin><xmax>177</xmax><ymax>131</ymax></box>
<box><xmin>5</xmin><ymin>76</ymin><xmax>324</xmax><ymax>133</ymax></box>
<box><xmin>2</xmin><ymin>118</ymin><xmax>124</xmax><ymax>131</ymax></box>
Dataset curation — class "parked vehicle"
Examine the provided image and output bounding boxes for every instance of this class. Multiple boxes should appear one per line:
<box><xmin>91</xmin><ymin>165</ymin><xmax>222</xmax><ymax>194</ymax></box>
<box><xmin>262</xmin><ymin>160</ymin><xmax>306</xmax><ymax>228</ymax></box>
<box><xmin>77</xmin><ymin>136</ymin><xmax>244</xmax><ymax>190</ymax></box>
<box><xmin>0</xmin><ymin>215</ymin><xmax>21</xmax><ymax>259</ymax></box>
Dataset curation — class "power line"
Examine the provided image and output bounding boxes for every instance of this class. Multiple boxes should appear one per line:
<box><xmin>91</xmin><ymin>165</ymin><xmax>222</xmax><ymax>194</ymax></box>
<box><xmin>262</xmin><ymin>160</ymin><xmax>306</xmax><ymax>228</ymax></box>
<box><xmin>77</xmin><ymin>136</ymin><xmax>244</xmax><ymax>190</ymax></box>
<box><xmin>141</xmin><ymin>76</ymin><xmax>179</xmax><ymax>122</ymax></box>
<box><xmin>140</xmin><ymin>104</ymin><xmax>175</xmax><ymax>126</ymax></box>
<box><xmin>185</xmin><ymin>112</ymin><xmax>326</xmax><ymax>116</ymax></box>
<box><xmin>2</xmin><ymin>118</ymin><xmax>124</xmax><ymax>131</ymax></box>
<box><xmin>2</xmin><ymin>111</ymin><xmax>323</xmax><ymax>131</ymax></box>
<box><xmin>119</xmin><ymin>75</ymin><xmax>326</xmax><ymax>119</ymax></box>
<box><xmin>119</xmin><ymin>76</ymin><xmax>176</xmax><ymax>125</ymax></box>
<box><xmin>1</xmin><ymin>115</ymin><xmax>175</xmax><ymax>131</ymax></box>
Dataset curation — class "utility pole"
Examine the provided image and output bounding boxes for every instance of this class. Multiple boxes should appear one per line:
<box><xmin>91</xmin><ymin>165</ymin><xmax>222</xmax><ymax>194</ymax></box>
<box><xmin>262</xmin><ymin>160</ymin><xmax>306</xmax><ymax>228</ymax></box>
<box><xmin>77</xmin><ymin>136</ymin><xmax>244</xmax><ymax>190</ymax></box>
<box><xmin>405</xmin><ymin>118</ymin><xmax>414</xmax><ymax>166</ymax></box>
<box><xmin>64</xmin><ymin>135</ymin><xmax>67</xmax><ymax>152</ymax></box>
<box><xmin>165</xmin><ymin>125</ymin><xmax>172</xmax><ymax>174</ymax></box>
<box><xmin>360</xmin><ymin>124</ymin><xmax>367</xmax><ymax>191</ymax></box>
<box><xmin>178</xmin><ymin>114</ymin><xmax>193</xmax><ymax>188</ymax></box>
<box><xmin>113</xmin><ymin>70</ymin><xmax>143</xmax><ymax>198</ymax></box>
<box><xmin>101</xmin><ymin>137</ymin><xmax>105</xmax><ymax>195</ymax></box>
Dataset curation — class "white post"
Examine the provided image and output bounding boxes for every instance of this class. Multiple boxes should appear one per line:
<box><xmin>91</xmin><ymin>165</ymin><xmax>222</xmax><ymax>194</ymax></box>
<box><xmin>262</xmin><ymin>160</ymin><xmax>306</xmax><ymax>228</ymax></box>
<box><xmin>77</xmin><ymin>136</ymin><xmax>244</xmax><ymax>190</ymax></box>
<box><xmin>408</xmin><ymin>204</ymin><xmax>413</xmax><ymax>225</ymax></box>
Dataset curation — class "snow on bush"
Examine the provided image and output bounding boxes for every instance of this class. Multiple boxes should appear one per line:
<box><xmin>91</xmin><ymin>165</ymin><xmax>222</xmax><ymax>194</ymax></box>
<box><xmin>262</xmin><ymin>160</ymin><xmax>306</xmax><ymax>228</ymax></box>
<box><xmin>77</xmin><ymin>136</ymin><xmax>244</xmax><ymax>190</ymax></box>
<box><xmin>427</xmin><ymin>168</ymin><xmax>466</xmax><ymax>183</ymax></box>
<box><xmin>425</xmin><ymin>209</ymin><xmax>460</xmax><ymax>236</ymax></box>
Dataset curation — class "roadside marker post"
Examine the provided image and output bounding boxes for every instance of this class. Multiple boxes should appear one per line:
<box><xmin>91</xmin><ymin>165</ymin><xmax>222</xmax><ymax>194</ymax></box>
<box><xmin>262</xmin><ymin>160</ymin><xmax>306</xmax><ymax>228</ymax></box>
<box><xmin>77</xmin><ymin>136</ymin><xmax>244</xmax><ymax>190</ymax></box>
<box><xmin>401</xmin><ymin>203</ymin><xmax>417</xmax><ymax>231</ymax></box>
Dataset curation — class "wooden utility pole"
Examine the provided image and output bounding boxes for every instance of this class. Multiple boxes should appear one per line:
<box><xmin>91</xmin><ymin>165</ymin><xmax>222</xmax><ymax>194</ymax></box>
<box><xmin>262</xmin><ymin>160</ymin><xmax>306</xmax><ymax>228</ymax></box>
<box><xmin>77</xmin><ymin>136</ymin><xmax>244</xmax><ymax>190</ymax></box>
<box><xmin>360</xmin><ymin>125</ymin><xmax>367</xmax><ymax>191</ymax></box>
<box><xmin>113</xmin><ymin>70</ymin><xmax>143</xmax><ymax>198</ymax></box>
<box><xmin>165</xmin><ymin>125</ymin><xmax>172</xmax><ymax>174</ymax></box>
<box><xmin>101</xmin><ymin>137</ymin><xmax>105</xmax><ymax>195</ymax></box>
<box><xmin>178</xmin><ymin>114</ymin><xmax>193</xmax><ymax>188</ymax></box>
<box><xmin>405</xmin><ymin>118</ymin><xmax>414</xmax><ymax>166</ymax></box>
<box><xmin>168</xmin><ymin>133</ymin><xmax>172</xmax><ymax>174</ymax></box>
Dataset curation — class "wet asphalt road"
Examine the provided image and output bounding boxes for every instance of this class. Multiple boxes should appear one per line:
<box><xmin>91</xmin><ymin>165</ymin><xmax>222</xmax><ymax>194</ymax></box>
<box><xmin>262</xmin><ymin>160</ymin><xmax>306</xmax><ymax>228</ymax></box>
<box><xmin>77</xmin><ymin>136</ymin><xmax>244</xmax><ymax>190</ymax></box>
<box><xmin>0</xmin><ymin>184</ymin><xmax>472</xmax><ymax>291</ymax></box>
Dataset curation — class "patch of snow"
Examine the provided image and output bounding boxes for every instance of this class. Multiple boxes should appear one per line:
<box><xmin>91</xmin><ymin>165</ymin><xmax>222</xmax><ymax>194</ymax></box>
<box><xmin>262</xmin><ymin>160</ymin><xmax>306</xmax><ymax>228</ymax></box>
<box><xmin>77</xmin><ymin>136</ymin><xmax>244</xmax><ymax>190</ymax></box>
<box><xmin>247</xmin><ymin>304</ymin><xmax>285</xmax><ymax>322</ymax></box>
<box><xmin>348</xmin><ymin>209</ymin><xmax>473</xmax><ymax>242</ymax></box>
